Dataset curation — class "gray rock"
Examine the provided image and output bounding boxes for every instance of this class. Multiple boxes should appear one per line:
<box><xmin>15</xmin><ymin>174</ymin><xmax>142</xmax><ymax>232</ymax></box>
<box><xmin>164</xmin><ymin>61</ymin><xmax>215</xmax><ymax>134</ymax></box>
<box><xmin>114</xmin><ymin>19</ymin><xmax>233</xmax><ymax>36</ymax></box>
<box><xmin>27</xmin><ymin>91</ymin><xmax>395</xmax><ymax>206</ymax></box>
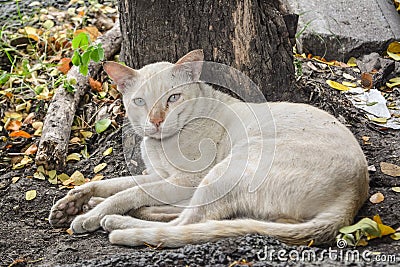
<box><xmin>289</xmin><ymin>0</ymin><xmax>400</xmax><ymax>61</ymax></box>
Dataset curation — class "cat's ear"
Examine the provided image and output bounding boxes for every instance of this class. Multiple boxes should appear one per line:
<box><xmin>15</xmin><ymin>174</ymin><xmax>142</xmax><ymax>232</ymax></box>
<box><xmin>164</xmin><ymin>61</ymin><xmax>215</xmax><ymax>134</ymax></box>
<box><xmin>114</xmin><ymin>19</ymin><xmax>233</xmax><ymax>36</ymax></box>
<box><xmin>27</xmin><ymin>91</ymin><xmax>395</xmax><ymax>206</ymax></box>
<box><xmin>175</xmin><ymin>49</ymin><xmax>204</xmax><ymax>81</ymax></box>
<box><xmin>103</xmin><ymin>61</ymin><xmax>138</xmax><ymax>93</ymax></box>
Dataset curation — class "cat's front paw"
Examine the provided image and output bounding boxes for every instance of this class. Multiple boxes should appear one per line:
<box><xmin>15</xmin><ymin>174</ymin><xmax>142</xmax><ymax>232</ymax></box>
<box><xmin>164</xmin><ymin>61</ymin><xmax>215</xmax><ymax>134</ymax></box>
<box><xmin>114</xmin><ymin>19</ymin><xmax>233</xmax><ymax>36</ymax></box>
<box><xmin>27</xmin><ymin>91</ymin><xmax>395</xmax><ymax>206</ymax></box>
<box><xmin>49</xmin><ymin>185</ymin><xmax>94</xmax><ymax>227</ymax></box>
<box><xmin>70</xmin><ymin>213</ymin><xmax>102</xmax><ymax>233</ymax></box>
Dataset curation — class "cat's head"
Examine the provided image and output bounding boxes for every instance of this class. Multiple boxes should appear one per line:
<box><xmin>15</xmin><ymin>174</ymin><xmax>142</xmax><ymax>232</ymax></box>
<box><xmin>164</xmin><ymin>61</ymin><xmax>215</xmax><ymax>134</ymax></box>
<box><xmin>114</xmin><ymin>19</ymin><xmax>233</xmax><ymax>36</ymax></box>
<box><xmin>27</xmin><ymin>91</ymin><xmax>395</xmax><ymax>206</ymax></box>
<box><xmin>104</xmin><ymin>49</ymin><xmax>204</xmax><ymax>139</ymax></box>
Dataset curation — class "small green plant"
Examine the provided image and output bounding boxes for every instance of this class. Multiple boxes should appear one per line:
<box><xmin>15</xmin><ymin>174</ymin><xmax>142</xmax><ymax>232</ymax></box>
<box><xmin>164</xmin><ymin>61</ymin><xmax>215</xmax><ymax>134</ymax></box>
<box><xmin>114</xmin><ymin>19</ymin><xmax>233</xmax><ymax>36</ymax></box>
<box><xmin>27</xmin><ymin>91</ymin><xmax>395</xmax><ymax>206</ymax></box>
<box><xmin>71</xmin><ymin>32</ymin><xmax>104</xmax><ymax>76</ymax></box>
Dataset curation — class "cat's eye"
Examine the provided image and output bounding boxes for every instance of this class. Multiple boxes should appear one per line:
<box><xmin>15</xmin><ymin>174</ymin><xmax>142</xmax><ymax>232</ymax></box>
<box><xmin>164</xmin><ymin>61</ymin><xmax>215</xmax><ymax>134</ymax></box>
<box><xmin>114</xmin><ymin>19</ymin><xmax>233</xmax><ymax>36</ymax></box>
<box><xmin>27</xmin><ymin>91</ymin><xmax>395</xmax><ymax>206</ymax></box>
<box><xmin>167</xmin><ymin>93</ymin><xmax>181</xmax><ymax>103</ymax></box>
<box><xmin>133</xmin><ymin>98</ymin><xmax>146</xmax><ymax>106</ymax></box>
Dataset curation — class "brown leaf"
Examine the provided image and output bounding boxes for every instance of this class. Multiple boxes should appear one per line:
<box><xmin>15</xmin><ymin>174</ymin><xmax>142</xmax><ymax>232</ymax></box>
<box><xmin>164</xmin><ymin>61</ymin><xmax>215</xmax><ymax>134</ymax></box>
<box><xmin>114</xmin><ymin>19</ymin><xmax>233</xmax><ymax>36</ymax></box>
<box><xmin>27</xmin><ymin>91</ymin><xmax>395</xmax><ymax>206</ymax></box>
<box><xmin>9</xmin><ymin>130</ymin><xmax>32</xmax><ymax>138</ymax></box>
<box><xmin>89</xmin><ymin>77</ymin><xmax>103</xmax><ymax>92</ymax></box>
<box><xmin>380</xmin><ymin>162</ymin><xmax>400</xmax><ymax>177</ymax></box>
<box><xmin>24</xmin><ymin>143</ymin><xmax>38</xmax><ymax>155</ymax></box>
<box><xmin>6</xmin><ymin>120</ymin><xmax>22</xmax><ymax>131</ymax></box>
<box><xmin>57</xmin><ymin>58</ymin><xmax>72</xmax><ymax>74</ymax></box>
<box><xmin>369</xmin><ymin>192</ymin><xmax>384</xmax><ymax>204</ymax></box>
<box><xmin>361</xmin><ymin>72</ymin><xmax>373</xmax><ymax>89</ymax></box>
<box><xmin>75</xmin><ymin>26</ymin><xmax>102</xmax><ymax>42</ymax></box>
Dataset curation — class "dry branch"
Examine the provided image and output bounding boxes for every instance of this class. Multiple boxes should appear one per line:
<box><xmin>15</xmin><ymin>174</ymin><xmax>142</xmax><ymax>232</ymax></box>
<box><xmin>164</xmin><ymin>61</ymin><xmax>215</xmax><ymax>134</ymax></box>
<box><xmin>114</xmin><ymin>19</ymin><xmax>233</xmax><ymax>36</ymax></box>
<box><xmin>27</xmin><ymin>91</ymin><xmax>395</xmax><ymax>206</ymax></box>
<box><xmin>35</xmin><ymin>20</ymin><xmax>121</xmax><ymax>170</ymax></box>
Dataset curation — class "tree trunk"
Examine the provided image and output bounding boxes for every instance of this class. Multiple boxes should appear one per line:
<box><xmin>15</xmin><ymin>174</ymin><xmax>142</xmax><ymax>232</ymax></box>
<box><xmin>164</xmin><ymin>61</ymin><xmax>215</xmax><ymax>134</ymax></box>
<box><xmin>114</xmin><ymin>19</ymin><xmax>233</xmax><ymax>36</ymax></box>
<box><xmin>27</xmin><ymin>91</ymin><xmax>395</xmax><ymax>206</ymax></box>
<box><xmin>118</xmin><ymin>0</ymin><xmax>297</xmax><ymax>102</ymax></box>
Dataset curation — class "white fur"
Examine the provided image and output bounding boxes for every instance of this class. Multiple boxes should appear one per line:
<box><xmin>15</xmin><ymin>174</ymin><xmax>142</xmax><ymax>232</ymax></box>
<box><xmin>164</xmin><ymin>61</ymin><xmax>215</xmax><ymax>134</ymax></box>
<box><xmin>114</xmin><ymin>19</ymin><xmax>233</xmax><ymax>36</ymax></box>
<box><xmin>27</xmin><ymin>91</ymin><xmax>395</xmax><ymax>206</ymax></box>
<box><xmin>49</xmin><ymin>50</ymin><xmax>369</xmax><ymax>247</ymax></box>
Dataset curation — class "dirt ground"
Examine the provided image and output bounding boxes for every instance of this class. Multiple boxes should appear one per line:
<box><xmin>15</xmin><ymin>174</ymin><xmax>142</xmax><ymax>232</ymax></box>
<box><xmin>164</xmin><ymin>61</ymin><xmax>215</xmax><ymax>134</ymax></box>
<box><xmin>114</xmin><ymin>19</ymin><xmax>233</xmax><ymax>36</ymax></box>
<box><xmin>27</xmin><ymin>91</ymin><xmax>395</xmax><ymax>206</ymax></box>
<box><xmin>0</xmin><ymin>0</ymin><xmax>399</xmax><ymax>265</ymax></box>
<box><xmin>1</xmin><ymin>56</ymin><xmax>400</xmax><ymax>266</ymax></box>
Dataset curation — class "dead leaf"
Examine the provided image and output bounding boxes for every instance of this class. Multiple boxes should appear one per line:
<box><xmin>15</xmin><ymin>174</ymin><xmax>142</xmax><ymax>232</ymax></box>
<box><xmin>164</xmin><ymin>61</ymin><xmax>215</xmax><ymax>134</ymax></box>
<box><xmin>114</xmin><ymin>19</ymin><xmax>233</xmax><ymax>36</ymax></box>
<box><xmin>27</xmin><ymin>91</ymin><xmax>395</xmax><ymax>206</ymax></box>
<box><xmin>368</xmin><ymin>215</ymin><xmax>396</xmax><ymax>239</ymax></box>
<box><xmin>89</xmin><ymin>77</ymin><xmax>102</xmax><ymax>92</ymax></box>
<box><xmin>102</xmin><ymin>147</ymin><xmax>113</xmax><ymax>156</ymax></box>
<box><xmin>387</xmin><ymin>41</ymin><xmax>400</xmax><ymax>61</ymax></box>
<box><xmin>25</xmin><ymin>190</ymin><xmax>37</xmax><ymax>201</ymax></box>
<box><xmin>66</xmin><ymin>153</ymin><xmax>81</xmax><ymax>162</ymax></box>
<box><xmin>361</xmin><ymin>73</ymin><xmax>373</xmax><ymax>89</ymax></box>
<box><xmin>9</xmin><ymin>130</ymin><xmax>32</xmax><ymax>138</ymax></box>
<box><xmin>66</xmin><ymin>228</ymin><xmax>74</xmax><ymax>235</ymax></box>
<box><xmin>392</xmin><ymin>187</ymin><xmax>400</xmax><ymax>193</ymax></box>
<box><xmin>62</xmin><ymin>171</ymin><xmax>85</xmax><ymax>186</ymax></box>
<box><xmin>369</xmin><ymin>117</ymin><xmax>387</xmax><ymax>124</ymax></box>
<box><xmin>57</xmin><ymin>173</ymin><xmax>70</xmax><ymax>182</ymax></box>
<box><xmin>380</xmin><ymin>162</ymin><xmax>400</xmax><ymax>177</ymax></box>
<box><xmin>391</xmin><ymin>233</ymin><xmax>400</xmax><ymax>241</ymax></box>
<box><xmin>94</xmin><ymin>163</ymin><xmax>107</xmax><ymax>173</ymax></box>
<box><xmin>57</xmin><ymin>58</ymin><xmax>72</xmax><ymax>74</ymax></box>
<box><xmin>33</xmin><ymin>171</ymin><xmax>46</xmax><ymax>180</ymax></box>
<box><xmin>6</xmin><ymin>120</ymin><xmax>22</xmax><ymax>131</ymax></box>
<box><xmin>326</xmin><ymin>80</ymin><xmax>350</xmax><ymax>91</ymax></box>
<box><xmin>24</xmin><ymin>143</ymin><xmax>38</xmax><ymax>155</ymax></box>
<box><xmin>23</xmin><ymin>113</ymin><xmax>35</xmax><ymax>125</ymax></box>
<box><xmin>369</xmin><ymin>192</ymin><xmax>384</xmax><ymax>204</ymax></box>
<box><xmin>12</xmin><ymin>177</ymin><xmax>20</xmax><ymax>183</ymax></box>
<box><xmin>342</xmin><ymin>81</ymin><xmax>357</xmax><ymax>88</ymax></box>
<box><xmin>361</xmin><ymin>136</ymin><xmax>371</xmax><ymax>145</ymax></box>
<box><xmin>75</xmin><ymin>26</ymin><xmax>102</xmax><ymax>41</ymax></box>
<box><xmin>91</xmin><ymin>174</ymin><xmax>104</xmax><ymax>181</ymax></box>
<box><xmin>347</xmin><ymin>57</ymin><xmax>357</xmax><ymax>67</ymax></box>
<box><xmin>70</xmin><ymin>137</ymin><xmax>81</xmax><ymax>144</ymax></box>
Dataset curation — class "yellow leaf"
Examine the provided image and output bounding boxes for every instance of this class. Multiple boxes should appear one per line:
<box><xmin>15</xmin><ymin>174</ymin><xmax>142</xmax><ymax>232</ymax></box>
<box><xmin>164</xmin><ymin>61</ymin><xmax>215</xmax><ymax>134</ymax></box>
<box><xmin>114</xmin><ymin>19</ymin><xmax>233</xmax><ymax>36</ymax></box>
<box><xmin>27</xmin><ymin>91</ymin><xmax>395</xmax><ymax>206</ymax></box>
<box><xmin>12</xmin><ymin>177</ymin><xmax>20</xmax><ymax>183</ymax></box>
<box><xmin>66</xmin><ymin>153</ymin><xmax>81</xmax><ymax>162</ymax></box>
<box><xmin>378</xmin><ymin>223</ymin><xmax>396</xmax><ymax>236</ymax></box>
<box><xmin>392</xmin><ymin>187</ymin><xmax>400</xmax><ymax>193</ymax></box>
<box><xmin>386</xmin><ymin>81</ymin><xmax>400</xmax><ymax>88</ymax></box>
<box><xmin>57</xmin><ymin>173</ymin><xmax>70</xmax><ymax>182</ymax></box>
<box><xmin>33</xmin><ymin>171</ymin><xmax>46</xmax><ymax>180</ymax></box>
<box><xmin>326</xmin><ymin>80</ymin><xmax>350</xmax><ymax>91</ymax></box>
<box><xmin>25</xmin><ymin>190</ymin><xmax>37</xmax><ymax>201</ymax></box>
<box><xmin>70</xmin><ymin>137</ymin><xmax>81</xmax><ymax>144</ymax></box>
<box><xmin>369</xmin><ymin>192</ymin><xmax>384</xmax><ymax>204</ymax></box>
<box><xmin>387</xmin><ymin>51</ymin><xmax>400</xmax><ymax>61</ymax></box>
<box><xmin>380</xmin><ymin>162</ymin><xmax>400</xmax><ymax>177</ymax></box>
<box><xmin>70</xmin><ymin>170</ymin><xmax>85</xmax><ymax>186</ymax></box>
<box><xmin>388</xmin><ymin>41</ymin><xmax>400</xmax><ymax>53</ymax></box>
<box><xmin>389</xmin><ymin>77</ymin><xmax>400</xmax><ymax>83</ymax></box>
<box><xmin>372</xmin><ymin>214</ymin><xmax>383</xmax><ymax>224</ymax></box>
<box><xmin>368</xmin><ymin>215</ymin><xmax>396</xmax><ymax>239</ymax></box>
<box><xmin>347</xmin><ymin>57</ymin><xmax>357</xmax><ymax>67</ymax></box>
<box><xmin>342</xmin><ymin>81</ymin><xmax>357</xmax><ymax>88</ymax></box>
<box><xmin>391</xmin><ymin>233</ymin><xmax>400</xmax><ymax>241</ymax></box>
<box><xmin>66</xmin><ymin>228</ymin><xmax>74</xmax><ymax>235</ymax></box>
<box><xmin>102</xmin><ymin>147</ymin><xmax>113</xmax><ymax>156</ymax></box>
<box><xmin>370</xmin><ymin>117</ymin><xmax>387</xmax><ymax>124</ymax></box>
<box><xmin>94</xmin><ymin>163</ymin><xmax>107</xmax><ymax>173</ymax></box>
<box><xmin>80</xmin><ymin>131</ymin><xmax>93</xmax><ymax>139</ymax></box>
<box><xmin>91</xmin><ymin>174</ymin><xmax>104</xmax><ymax>181</ymax></box>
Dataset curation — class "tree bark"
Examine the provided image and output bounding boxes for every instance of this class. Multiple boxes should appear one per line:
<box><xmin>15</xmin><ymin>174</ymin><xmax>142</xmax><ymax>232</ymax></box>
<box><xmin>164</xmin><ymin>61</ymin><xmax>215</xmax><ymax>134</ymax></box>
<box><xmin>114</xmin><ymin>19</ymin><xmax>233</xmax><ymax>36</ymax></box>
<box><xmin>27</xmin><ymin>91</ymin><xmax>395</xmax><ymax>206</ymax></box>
<box><xmin>118</xmin><ymin>0</ymin><xmax>297</xmax><ymax>101</ymax></box>
<box><xmin>35</xmin><ymin>20</ymin><xmax>122</xmax><ymax>171</ymax></box>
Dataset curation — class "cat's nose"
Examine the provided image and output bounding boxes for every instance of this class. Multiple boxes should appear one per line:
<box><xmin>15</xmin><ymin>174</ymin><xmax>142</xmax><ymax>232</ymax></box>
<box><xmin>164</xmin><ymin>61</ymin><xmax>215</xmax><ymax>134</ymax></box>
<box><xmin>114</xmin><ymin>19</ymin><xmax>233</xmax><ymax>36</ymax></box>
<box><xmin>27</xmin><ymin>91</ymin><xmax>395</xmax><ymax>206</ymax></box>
<box><xmin>150</xmin><ymin>117</ymin><xmax>164</xmax><ymax>127</ymax></box>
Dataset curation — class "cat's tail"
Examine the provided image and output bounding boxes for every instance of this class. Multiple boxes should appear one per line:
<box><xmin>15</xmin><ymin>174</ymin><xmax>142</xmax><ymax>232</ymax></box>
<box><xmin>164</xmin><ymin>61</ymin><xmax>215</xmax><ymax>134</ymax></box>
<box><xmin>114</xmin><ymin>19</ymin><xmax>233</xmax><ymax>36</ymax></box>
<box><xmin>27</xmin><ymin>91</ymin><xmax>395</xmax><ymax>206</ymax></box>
<box><xmin>109</xmin><ymin>215</ymin><xmax>349</xmax><ymax>247</ymax></box>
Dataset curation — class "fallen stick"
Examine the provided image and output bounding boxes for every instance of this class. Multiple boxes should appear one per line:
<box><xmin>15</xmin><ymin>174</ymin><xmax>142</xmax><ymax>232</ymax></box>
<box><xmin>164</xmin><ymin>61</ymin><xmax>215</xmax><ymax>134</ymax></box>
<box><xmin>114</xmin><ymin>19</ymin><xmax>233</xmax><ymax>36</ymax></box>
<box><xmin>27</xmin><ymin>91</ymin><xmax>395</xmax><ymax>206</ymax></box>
<box><xmin>35</xmin><ymin>20</ymin><xmax>121</xmax><ymax>170</ymax></box>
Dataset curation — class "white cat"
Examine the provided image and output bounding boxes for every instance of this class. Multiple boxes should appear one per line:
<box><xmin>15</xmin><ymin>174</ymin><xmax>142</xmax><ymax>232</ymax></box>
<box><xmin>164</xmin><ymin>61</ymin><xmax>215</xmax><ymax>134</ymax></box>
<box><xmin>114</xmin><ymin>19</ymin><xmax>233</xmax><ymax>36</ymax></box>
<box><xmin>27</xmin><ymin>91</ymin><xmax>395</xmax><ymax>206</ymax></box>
<box><xmin>49</xmin><ymin>49</ymin><xmax>369</xmax><ymax>247</ymax></box>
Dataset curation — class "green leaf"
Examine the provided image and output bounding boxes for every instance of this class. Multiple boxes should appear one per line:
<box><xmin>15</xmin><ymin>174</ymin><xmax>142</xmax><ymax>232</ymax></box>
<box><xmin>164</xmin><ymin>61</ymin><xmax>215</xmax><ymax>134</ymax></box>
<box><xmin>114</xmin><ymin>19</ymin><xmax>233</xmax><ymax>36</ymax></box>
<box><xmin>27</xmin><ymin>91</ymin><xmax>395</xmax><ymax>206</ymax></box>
<box><xmin>72</xmin><ymin>32</ymin><xmax>90</xmax><ymax>50</ymax></box>
<box><xmin>90</xmin><ymin>46</ymin><xmax>104</xmax><ymax>62</ymax></box>
<box><xmin>81</xmin><ymin>50</ymin><xmax>91</xmax><ymax>66</ymax></box>
<box><xmin>71</xmin><ymin>50</ymin><xmax>81</xmax><ymax>66</ymax></box>
<box><xmin>0</xmin><ymin>72</ymin><xmax>10</xmax><ymax>86</ymax></box>
<box><xmin>95</xmin><ymin>118</ymin><xmax>112</xmax><ymax>133</ymax></box>
<box><xmin>79</xmin><ymin>64</ymin><xmax>88</xmax><ymax>76</ymax></box>
<box><xmin>366</xmin><ymin>101</ymin><xmax>378</xmax><ymax>106</ymax></box>
<box><xmin>339</xmin><ymin>218</ymin><xmax>381</xmax><ymax>237</ymax></box>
